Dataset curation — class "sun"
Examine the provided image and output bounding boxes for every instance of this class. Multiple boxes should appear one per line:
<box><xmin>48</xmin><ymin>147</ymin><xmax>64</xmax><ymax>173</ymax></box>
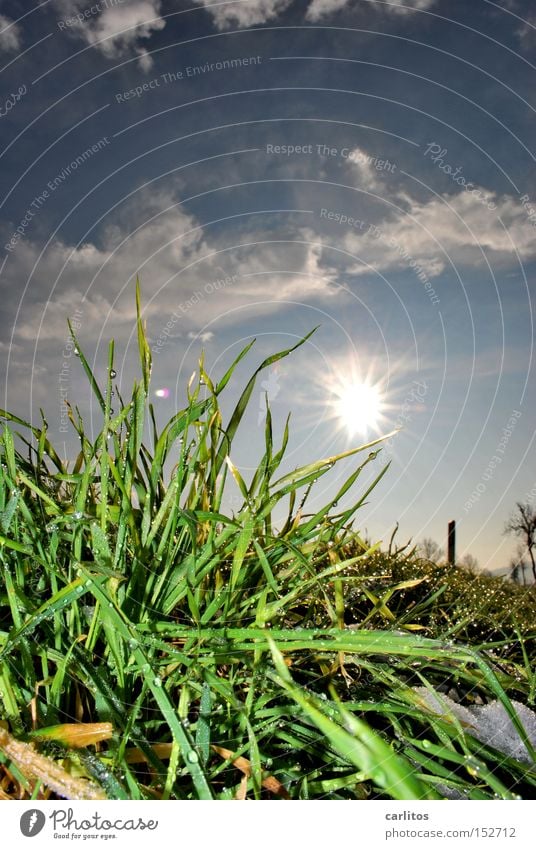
<box><xmin>331</xmin><ymin>378</ymin><xmax>385</xmax><ymax>437</ymax></box>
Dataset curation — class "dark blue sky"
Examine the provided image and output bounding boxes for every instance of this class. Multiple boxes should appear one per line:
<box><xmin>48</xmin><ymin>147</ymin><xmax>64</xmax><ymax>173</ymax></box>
<box><xmin>1</xmin><ymin>0</ymin><xmax>535</xmax><ymax>573</ymax></box>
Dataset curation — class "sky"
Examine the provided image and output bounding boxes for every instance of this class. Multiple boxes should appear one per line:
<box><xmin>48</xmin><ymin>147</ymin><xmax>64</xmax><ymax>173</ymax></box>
<box><xmin>0</xmin><ymin>0</ymin><xmax>535</xmax><ymax>575</ymax></box>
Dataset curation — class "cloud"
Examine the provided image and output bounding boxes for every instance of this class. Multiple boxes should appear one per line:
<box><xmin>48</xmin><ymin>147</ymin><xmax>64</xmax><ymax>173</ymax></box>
<box><xmin>347</xmin><ymin>146</ymin><xmax>391</xmax><ymax>191</ymax></box>
<box><xmin>188</xmin><ymin>330</ymin><xmax>214</xmax><ymax>343</ymax></box>
<box><xmin>2</xmin><ymin>183</ymin><xmax>340</xmax><ymax>358</ymax></box>
<box><xmin>516</xmin><ymin>14</ymin><xmax>536</xmax><ymax>49</ymax></box>
<box><xmin>0</xmin><ymin>14</ymin><xmax>21</xmax><ymax>51</ymax></box>
<box><xmin>306</xmin><ymin>0</ymin><xmax>436</xmax><ymax>20</ymax></box>
<box><xmin>336</xmin><ymin>187</ymin><xmax>536</xmax><ymax>286</ymax></box>
<box><xmin>0</xmin><ymin>182</ymin><xmax>346</xmax><ymax>435</ymax></box>
<box><xmin>306</xmin><ymin>0</ymin><xmax>352</xmax><ymax>21</ymax></box>
<box><xmin>297</xmin><ymin>140</ymin><xmax>536</xmax><ymax>283</ymax></box>
<box><xmin>54</xmin><ymin>0</ymin><xmax>165</xmax><ymax>70</ymax></box>
<box><xmin>193</xmin><ymin>0</ymin><xmax>293</xmax><ymax>29</ymax></box>
<box><xmin>385</xmin><ymin>0</ymin><xmax>437</xmax><ymax>11</ymax></box>
<box><xmin>192</xmin><ymin>0</ymin><xmax>437</xmax><ymax>29</ymax></box>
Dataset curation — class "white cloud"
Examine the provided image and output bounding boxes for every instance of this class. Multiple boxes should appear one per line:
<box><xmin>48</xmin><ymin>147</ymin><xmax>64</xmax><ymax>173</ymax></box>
<box><xmin>136</xmin><ymin>47</ymin><xmax>154</xmax><ymax>72</ymax></box>
<box><xmin>188</xmin><ymin>330</ymin><xmax>214</xmax><ymax>343</ymax></box>
<box><xmin>2</xmin><ymin>184</ymin><xmax>339</xmax><ymax>356</ymax></box>
<box><xmin>338</xmin><ymin>188</ymin><xmax>536</xmax><ymax>284</ymax></box>
<box><xmin>0</xmin><ymin>14</ymin><xmax>21</xmax><ymax>52</ymax></box>
<box><xmin>55</xmin><ymin>0</ymin><xmax>165</xmax><ymax>69</ymax></box>
<box><xmin>193</xmin><ymin>0</ymin><xmax>293</xmax><ymax>29</ymax></box>
<box><xmin>386</xmin><ymin>0</ymin><xmax>436</xmax><ymax>11</ymax></box>
<box><xmin>306</xmin><ymin>0</ymin><xmax>436</xmax><ymax>20</ymax></box>
<box><xmin>0</xmin><ymin>186</ymin><xmax>344</xmax><ymax>433</ymax></box>
<box><xmin>215</xmin><ymin>233</ymin><xmax>339</xmax><ymax>303</ymax></box>
<box><xmin>347</xmin><ymin>146</ymin><xmax>388</xmax><ymax>191</ymax></box>
<box><xmin>306</xmin><ymin>0</ymin><xmax>352</xmax><ymax>21</ymax></box>
<box><xmin>517</xmin><ymin>14</ymin><xmax>536</xmax><ymax>48</ymax></box>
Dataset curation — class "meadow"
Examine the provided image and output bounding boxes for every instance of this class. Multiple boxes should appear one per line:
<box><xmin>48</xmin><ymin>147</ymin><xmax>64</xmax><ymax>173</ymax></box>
<box><xmin>0</xmin><ymin>283</ymin><xmax>535</xmax><ymax>801</ymax></box>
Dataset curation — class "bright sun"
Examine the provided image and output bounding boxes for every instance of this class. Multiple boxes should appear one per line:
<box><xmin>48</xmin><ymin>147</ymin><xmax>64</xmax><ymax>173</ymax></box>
<box><xmin>332</xmin><ymin>379</ymin><xmax>384</xmax><ymax>437</ymax></box>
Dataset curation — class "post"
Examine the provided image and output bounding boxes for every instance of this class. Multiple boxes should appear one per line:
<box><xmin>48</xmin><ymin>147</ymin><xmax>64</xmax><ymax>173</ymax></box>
<box><xmin>448</xmin><ymin>520</ymin><xmax>456</xmax><ymax>565</ymax></box>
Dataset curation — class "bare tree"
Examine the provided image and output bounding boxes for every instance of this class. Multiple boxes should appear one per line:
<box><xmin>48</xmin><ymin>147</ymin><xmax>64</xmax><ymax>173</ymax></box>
<box><xmin>509</xmin><ymin>543</ymin><xmax>528</xmax><ymax>586</ymax></box>
<box><xmin>419</xmin><ymin>537</ymin><xmax>444</xmax><ymax>563</ymax></box>
<box><xmin>504</xmin><ymin>502</ymin><xmax>536</xmax><ymax>582</ymax></box>
<box><xmin>460</xmin><ymin>553</ymin><xmax>479</xmax><ymax>574</ymax></box>
<box><xmin>509</xmin><ymin>560</ymin><xmax>525</xmax><ymax>586</ymax></box>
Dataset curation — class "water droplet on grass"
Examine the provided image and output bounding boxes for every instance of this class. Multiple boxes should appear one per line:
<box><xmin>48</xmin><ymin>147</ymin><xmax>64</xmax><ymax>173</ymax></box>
<box><xmin>110</xmin><ymin>369</ymin><xmax>117</xmax><ymax>378</ymax></box>
<box><xmin>153</xmin><ymin>677</ymin><xmax>162</xmax><ymax>687</ymax></box>
<box><xmin>187</xmin><ymin>751</ymin><xmax>199</xmax><ymax>763</ymax></box>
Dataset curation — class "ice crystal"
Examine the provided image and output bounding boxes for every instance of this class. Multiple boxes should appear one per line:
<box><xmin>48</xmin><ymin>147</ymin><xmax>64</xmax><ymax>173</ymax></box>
<box><xmin>413</xmin><ymin>687</ymin><xmax>536</xmax><ymax>764</ymax></box>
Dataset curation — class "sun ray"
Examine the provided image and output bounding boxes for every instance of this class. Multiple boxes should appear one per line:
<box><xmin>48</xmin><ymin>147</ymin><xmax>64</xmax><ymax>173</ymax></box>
<box><xmin>333</xmin><ymin>379</ymin><xmax>383</xmax><ymax>436</ymax></box>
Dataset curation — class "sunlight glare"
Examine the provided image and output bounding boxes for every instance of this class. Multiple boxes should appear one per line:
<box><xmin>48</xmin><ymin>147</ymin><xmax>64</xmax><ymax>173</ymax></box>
<box><xmin>332</xmin><ymin>379</ymin><xmax>384</xmax><ymax>437</ymax></box>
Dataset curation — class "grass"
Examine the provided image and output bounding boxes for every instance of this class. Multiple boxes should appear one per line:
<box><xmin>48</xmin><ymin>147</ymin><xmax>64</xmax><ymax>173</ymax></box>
<box><xmin>0</xmin><ymin>280</ymin><xmax>535</xmax><ymax>801</ymax></box>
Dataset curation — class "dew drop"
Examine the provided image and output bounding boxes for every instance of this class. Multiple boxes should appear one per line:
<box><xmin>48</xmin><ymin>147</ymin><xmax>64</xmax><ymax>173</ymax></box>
<box><xmin>110</xmin><ymin>369</ymin><xmax>117</xmax><ymax>379</ymax></box>
<box><xmin>74</xmin><ymin>347</ymin><xmax>80</xmax><ymax>356</ymax></box>
<box><xmin>153</xmin><ymin>677</ymin><xmax>162</xmax><ymax>687</ymax></box>
<box><xmin>187</xmin><ymin>751</ymin><xmax>199</xmax><ymax>763</ymax></box>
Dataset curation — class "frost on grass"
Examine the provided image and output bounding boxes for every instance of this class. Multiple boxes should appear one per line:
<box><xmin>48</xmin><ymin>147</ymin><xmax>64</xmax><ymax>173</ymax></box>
<box><xmin>472</xmin><ymin>700</ymin><xmax>536</xmax><ymax>764</ymax></box>
<box><xmin>413</xmin><ymin>687</ymin><xmax>536</xmax><ymax>764</ymax></box>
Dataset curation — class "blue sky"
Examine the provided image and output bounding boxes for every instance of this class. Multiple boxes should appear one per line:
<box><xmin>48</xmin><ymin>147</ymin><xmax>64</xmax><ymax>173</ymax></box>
<box><xmin>0</xmin><ymin>0</ymin><xmax>535</xmax><ymax>574</ymax></box>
